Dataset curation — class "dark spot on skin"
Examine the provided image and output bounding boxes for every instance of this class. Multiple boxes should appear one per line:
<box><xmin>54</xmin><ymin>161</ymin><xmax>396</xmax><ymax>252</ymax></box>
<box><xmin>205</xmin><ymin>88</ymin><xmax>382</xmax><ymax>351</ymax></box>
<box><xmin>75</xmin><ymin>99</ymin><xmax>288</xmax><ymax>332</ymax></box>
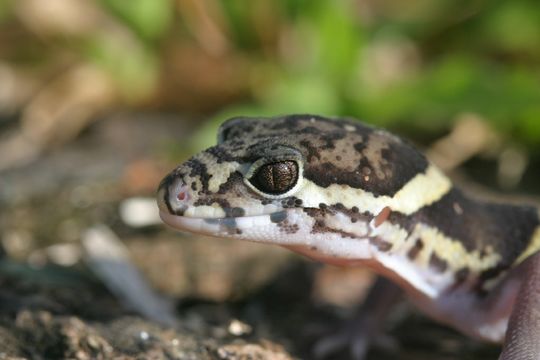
<box><xmin>351</xmin><ymin>206</ymin><xmax>359</xmax><ymax>213</ymax></box>
<box><xmin>222</xmin><ymin>218</ymin><xmax>237</xmax><ymax>230</ymax></box>
<box><xmin>300</xmin><ymin>140</ymin><xmax>320</xmax><ymax>162</ymax></box>
<box><xmin>407</xmin><ymin>239</ymin><xmax>424</xmax><ymax>260</ymax></box>
<box><xmin>429</xmin><ymin>253</ymin><xmax>448</xmax><ymax>272</ymax></box>
<box><xmin>261</xmin><ymin>199</ymin><xmax>273</xmax><ymax>205</ymax></box>
<box><xmin>370</xmin><ymin>237</ymin><xmax>392</xmax><ymax>251</ymax></box>
<box><xmin>353</xmin><ymin>142</ymin><xmax>366</xmax><ymax>153</ymax></box>
<box><xmin>204</xmin><ymin>218</ymin><xmax>220</xmax><ymax>225</ymax></box>
<box><xmin>319</xmin><ymin>203</ymin><xmax>327</xmax><ymax>210</ymax></box>
<box><xmin>174</xmin><ymin>208</ymin><xmax>185</xmax><ymax>216</ymax></box>
<box><xmin>229</xmin><ymin>207</ymin><xmax>245</xmax><ymax>218</ymax></box>
<box><xmin>191</xmin><ymin>182</ymin><xmax>197</xmax><ymax>191</ymax></box>
<box><xmin>270</xmin><ymin>211</ymin><xmax>287</xmax><ymax>223</ymax></box>
<box><xmin>479</xmin><ymin>247</ymin><xmax>488</xmax><ymax>259</ymax></box>
<box><xmin>217</xmin><ymin>172</ymin><xmax>242</xmax><ymax>195</ymax></box>
<box><xmin>328</xmin><ymin>205</ymin><xmax>371</xmax><ymax>224</ymax></box>
<box><xmin>289</xmin><ymin>224</ymin><xmax>300</xmax><ymax>233</ymax></box>
<box><xmin>280</xmin><ymin>197</ymin><xmax>301</xmax><ymax>209</ymax></box>
<box><xmin>474</xmin><ymin>264</ymin><xmax>510</xmax><ymax>295</ymax></box>
<box><xmin>455</xmin><ymin>268</ymin><xmax>470</xmax><ymax>284</ymax></box>
<box><xmin>277</xmin><ymin>220</ymin><xmax>300</xmax><ymax>234</ymax></box>
<box><xmin>336</xmin><ymin>155</ymin><xmax>342</xmax><ymax>161</ymax></box>
<box><xmin>320</xmin><ymin>131</ymin><xmax>346</xmax><ymax>149</ymax></box>
<box><xmin>194</xmin><ymin>198</ymin><xmax>213</xmax><ymax>206</ymax></box>
<box><xmin>236</xmin><ymin>229</ymin><xmax>243</xmax><ymax>235</ymax></box>
<box><xmin>478</xmin><ymin>264</ymin><xmax>508</xmax><ymax>283</ymax></box>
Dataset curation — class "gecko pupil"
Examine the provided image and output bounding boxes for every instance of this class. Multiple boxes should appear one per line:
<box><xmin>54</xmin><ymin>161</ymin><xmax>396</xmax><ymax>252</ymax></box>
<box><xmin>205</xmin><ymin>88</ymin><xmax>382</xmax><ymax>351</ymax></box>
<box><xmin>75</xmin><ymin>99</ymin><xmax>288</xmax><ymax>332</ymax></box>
<box><xmin>251</xmin><ymin>161</ymin><xmax>298</xmax><ymax>194</ymax></box>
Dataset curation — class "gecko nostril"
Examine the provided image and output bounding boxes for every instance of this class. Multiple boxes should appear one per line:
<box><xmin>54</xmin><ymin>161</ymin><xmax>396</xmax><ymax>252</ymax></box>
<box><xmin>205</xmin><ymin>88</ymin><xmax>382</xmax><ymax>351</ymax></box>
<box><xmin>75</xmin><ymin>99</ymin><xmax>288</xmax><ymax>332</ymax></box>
<box><xmin>176</xmin><ymin>187</ymin><xmax>190</xmax><ymax>203</ymax></box>
<box><xmin>157</xmin><ymin>174</ymin><xmax>190</xmax><ymax>216</ymax></box>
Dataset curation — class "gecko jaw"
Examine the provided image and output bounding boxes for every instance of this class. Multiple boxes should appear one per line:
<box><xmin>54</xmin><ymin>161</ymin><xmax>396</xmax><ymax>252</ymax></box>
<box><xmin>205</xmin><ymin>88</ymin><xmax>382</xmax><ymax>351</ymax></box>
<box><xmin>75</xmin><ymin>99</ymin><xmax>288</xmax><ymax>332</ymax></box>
<box><xmin>160</xmin><ymin>210</ymin><xmax>293</xmax><ymax>242</ymax></box>
<box><xmin>160</xmin><ymin>208</ymin><xmax>378</xmax><ymax>262</ymax></box>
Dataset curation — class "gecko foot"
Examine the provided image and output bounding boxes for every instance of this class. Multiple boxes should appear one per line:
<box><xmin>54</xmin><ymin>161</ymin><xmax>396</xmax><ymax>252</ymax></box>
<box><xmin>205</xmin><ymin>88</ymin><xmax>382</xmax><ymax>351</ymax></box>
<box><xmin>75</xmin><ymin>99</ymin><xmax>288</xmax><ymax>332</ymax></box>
<box><xmin>313</xmin><ymin>316</ymin><xmax>398</xmax><ymax>360</ymax></box>
<box><xmin>312</xmin><ymin>277</ymin><xmax>402</xmax><ymax>359</ymax></box>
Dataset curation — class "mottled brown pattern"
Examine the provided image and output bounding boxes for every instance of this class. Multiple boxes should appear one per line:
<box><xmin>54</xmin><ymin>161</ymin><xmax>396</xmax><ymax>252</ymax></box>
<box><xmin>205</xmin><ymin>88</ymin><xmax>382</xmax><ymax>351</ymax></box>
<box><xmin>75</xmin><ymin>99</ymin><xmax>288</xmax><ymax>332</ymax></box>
<box><xmin>217</xmin><ymin>115</ymin><xmax>428</xmax><ymax>196</ymax></box>
<box><xmin>277</xmin><ymin>220</ymin><xmax>300</xmax><ymax>234</ymax></box>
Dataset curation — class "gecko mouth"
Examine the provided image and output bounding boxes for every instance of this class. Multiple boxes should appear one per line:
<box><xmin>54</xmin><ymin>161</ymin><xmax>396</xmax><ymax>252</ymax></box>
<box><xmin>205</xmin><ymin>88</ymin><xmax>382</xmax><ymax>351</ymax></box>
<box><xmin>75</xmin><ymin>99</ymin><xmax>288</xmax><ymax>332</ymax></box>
<box><xmin>159</xmin><ymin>210</ymin><xmax>292</xmax><ymax>239</ymax></box>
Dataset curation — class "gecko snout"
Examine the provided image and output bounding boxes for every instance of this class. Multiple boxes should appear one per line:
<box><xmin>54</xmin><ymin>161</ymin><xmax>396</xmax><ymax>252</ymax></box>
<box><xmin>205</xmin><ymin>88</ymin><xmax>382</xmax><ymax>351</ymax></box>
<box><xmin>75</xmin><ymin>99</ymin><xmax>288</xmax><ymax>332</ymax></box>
<box><xmin>157</xmin><ymin>175</ymin><xmax>190</xmax><ymax>216</ymax></box>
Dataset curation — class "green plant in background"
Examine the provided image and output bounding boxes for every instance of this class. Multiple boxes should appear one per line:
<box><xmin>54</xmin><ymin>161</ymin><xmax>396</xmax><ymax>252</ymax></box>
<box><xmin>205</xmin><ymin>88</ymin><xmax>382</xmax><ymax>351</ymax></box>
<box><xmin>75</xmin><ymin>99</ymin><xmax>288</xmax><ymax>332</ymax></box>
<box><xmin>101</xmin><ymin>0</ymin><xmax>173</xmax><ymax>42</ymax></box>
<box><xmin>89</xmin><ymin>0</ymin><xmax>174</xmax><ymax>101</ymax></box>
<box><xmin>0</xmin><ymin>0</ymin><xmax>539</xmax><ymax>148</ymax></box>
<box><xmin>211</xmin><ymin>0</ymin><xmax>540</xmax><ymax>147</ymax></box>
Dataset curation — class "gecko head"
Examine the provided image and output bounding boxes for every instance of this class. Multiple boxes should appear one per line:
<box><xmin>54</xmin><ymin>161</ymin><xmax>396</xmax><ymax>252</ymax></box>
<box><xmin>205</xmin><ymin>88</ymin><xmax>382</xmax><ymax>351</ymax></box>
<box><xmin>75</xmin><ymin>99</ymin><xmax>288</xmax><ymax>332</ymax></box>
<box><xmin>157</xmin><ymin>115</ymin><xmax>441</xmax><ymax>260</ymax></box>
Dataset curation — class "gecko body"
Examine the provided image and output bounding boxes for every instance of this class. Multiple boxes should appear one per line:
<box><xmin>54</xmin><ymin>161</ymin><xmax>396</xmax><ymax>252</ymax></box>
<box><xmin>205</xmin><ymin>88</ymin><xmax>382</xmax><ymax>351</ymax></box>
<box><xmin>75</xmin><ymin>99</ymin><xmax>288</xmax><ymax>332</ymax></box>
<box><xmin>157</xmin><ymin>115</ymin><xmax>540</xmax><ymax>358</ymax></box>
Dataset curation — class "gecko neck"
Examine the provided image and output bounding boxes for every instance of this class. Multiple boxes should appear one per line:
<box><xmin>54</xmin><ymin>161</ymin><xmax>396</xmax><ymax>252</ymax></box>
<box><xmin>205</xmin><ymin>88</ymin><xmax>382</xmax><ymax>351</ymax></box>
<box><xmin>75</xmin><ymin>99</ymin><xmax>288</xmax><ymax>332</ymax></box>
<box><xmin>392</xmin><ymin>187</ymin><xmax>540</xmax><ymax>287</ymax></box>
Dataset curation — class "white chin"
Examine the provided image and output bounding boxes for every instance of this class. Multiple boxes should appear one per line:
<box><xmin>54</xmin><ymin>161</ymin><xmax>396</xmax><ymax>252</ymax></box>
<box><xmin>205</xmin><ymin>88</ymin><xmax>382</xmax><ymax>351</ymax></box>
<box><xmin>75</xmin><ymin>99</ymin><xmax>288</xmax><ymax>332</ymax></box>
<box><xmin>159</xmin><ymin>210</ymin><xmax>375</xmax><ymax>262</ymax></box>
<box><xmin>159</xmin><ymin>211</ymin><xmax>281</xmax><ymax>239</ymax></box>
<box><xmin>159</xmin><ymin>211</ymin><xmax>209</xmax><ymax>234</ymax></box>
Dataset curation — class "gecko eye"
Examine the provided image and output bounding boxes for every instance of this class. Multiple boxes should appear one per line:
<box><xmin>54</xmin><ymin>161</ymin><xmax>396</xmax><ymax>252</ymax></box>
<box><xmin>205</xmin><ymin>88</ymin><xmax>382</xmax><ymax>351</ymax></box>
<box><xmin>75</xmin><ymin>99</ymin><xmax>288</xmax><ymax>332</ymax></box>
<box><xmin>249</xmin><ymin>161</ymin><xmax>298</xmax><ymax>195</ymax></box>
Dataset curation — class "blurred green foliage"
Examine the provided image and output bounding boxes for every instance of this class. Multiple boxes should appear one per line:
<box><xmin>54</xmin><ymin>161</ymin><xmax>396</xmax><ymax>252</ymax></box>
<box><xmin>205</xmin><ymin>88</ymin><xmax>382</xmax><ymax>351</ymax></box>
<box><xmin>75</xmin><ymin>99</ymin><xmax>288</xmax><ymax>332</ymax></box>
<box><xmin>1</xmin><ymin>0</ymin><xmax>539</xmax><ymax>145</ymax></box>
<box><xmin>195</xmin><ymin>0</ymin><xmax>540</xmax><ymax>148</ymax></box>
<box><xmin>100</xmin><ymin>0</ymin><xmax>173</xmax><ymax>42</ymax></box>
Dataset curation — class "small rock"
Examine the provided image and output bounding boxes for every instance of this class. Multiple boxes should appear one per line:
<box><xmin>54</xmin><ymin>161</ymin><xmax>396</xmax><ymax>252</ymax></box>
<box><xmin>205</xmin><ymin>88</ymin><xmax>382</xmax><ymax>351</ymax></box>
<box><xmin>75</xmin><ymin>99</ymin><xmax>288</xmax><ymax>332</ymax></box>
<box><xmin>217</xmin><ymin>340</ymin><xmax>293</xmax><ymax>360</ymax></box>
<box><xmin>227</xmin><ymin>320</ymin><xmax>252</xmax><ymax>337</ymax></box>
<box><xmin>120</xmin><ymin>197</ymin><xmax>161</xmax><ymax>227</ymax></box>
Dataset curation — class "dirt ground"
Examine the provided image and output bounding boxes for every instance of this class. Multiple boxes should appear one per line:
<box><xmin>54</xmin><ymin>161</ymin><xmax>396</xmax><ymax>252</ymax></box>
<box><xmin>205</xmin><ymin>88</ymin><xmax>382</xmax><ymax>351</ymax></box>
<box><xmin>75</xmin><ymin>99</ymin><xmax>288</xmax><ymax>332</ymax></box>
<box><xmin>0</xmin><ymin>114</ymin><xmax>501</xmax><ymax>359</ymax></box>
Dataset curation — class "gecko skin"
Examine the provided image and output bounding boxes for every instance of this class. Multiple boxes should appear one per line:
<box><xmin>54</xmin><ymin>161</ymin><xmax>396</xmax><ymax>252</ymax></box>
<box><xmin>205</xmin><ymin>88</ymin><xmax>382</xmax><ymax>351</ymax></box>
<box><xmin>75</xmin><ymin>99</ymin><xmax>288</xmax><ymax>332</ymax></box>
<box><xmin>157</xmin><ymin>115</ymin><xmax>540</xmax><ymax>359</ymax></box>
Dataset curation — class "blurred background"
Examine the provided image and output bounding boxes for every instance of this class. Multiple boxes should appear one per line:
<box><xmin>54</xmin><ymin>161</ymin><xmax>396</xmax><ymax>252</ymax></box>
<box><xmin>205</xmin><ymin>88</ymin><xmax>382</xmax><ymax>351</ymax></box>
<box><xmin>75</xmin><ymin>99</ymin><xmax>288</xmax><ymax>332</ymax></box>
<box><xmin>0</xmin><ymin>0</ymin><xmax>539</xmax><ymax>358</ymax></box>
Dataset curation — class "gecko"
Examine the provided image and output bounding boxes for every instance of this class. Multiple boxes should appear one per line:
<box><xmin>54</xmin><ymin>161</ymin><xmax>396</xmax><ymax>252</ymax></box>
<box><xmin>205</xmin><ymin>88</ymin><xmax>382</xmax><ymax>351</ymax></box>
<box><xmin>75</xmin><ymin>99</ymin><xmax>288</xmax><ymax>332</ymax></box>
<box><xmin>157</xmin><ymin>115</ymin><xmax>540</xmax><ymax>359</ymax></box>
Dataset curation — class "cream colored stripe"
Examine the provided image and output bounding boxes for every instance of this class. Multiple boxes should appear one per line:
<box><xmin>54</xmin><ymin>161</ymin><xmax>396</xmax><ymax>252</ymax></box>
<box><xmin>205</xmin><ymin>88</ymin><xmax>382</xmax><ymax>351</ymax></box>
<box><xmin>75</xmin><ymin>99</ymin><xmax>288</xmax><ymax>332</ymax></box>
<box><xmin>408</xmin><ymin>223</ymin><xmax>501</xmax><ymax>272</ymax></box>
<box><xmin>514</xmin><ymin>226</ymin><xmax>540</xmax><ymax>265</ymax></box>
<box><xmin>296</xmin><ymin>165</ymin><xmax>451</xmax><ymax>215</ymax></box>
